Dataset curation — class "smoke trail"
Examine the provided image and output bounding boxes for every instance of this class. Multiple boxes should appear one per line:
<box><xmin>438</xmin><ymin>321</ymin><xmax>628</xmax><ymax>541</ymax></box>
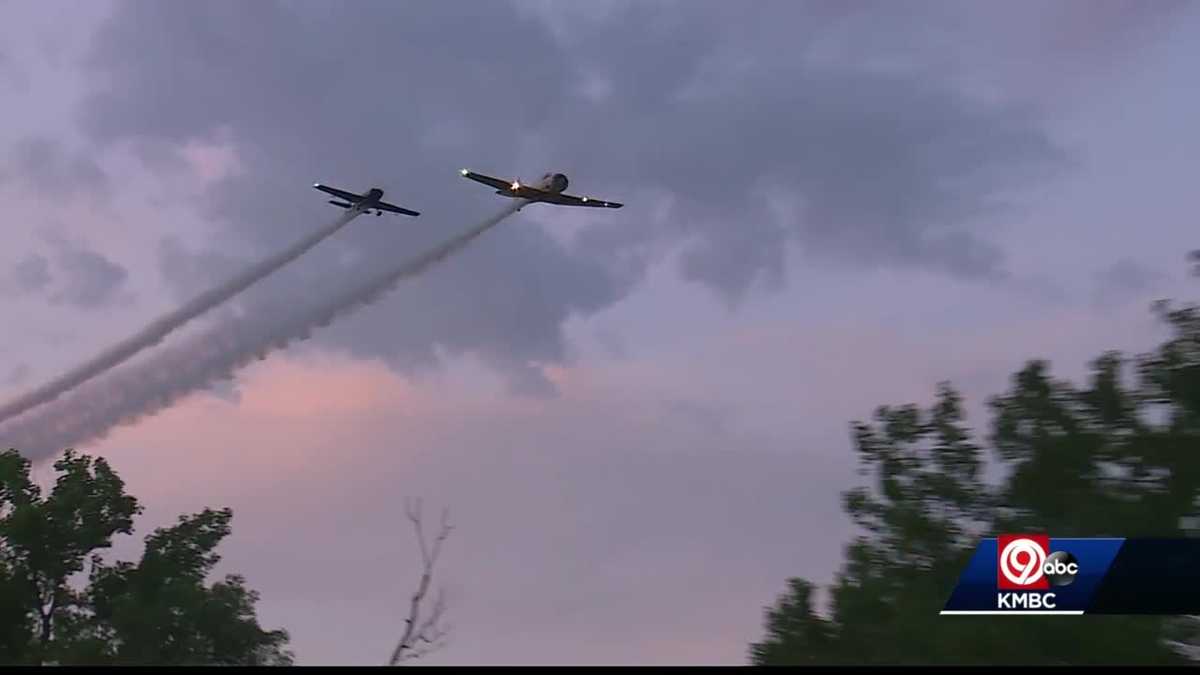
<box><xmin>0</xmin><ymin>201</ymin><xmax>526</xmax><ymax>459</ymax></box>
<box><xmin>0</xmin><ymin>209</ymin><xmax>364</xmax><ymax>425</ymax></box>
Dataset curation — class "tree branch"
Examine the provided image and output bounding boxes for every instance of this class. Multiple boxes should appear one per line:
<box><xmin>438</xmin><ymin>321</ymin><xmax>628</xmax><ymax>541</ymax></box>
<box><xmin>388</xmin><ymin>500</ymin><xmax>453</xmax><ymax>666</ymax></box>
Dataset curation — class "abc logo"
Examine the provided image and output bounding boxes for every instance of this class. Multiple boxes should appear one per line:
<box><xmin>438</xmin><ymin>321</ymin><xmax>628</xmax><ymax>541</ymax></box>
<box><xmin>997</xmin><ymin>535</ymin><xmax>1078</xmax><ymax>589</ymax></box>
<box><xmin>1043</xmin><ymin>551</ymin><xmax>1079</xmax><ymax>586</ymax></box>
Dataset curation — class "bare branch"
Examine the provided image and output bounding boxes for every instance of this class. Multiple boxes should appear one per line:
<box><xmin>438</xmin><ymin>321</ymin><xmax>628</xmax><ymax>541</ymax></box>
<box><xmin>402</xmin><ymin>628</ymin><xmax>451</xmax><ymax>663</ymax></box>
<box><xmin>388</xmin><ymin>500</ymin><xmax>453</xmax><ymax>666</ymax></box>
<box><xmin>404</xmin><ymin>498</ymin><xmax>431</xmax><ymax>568</ymax></box>
<box><xmin>428</xmin><ymin>510</ymin><xmax>453</xmax><ymax>568</ymax></box>
<box><xmin>413</xmin><ymin>587</ymin><xmax>446</xmax><ymax>644</ymax></box>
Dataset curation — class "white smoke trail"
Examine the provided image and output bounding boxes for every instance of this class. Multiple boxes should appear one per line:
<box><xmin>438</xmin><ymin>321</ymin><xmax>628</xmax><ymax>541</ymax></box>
<box><xmin>0</xmin><ymin>201</ymin><xmax>526</xmax><ymax>459</ymax></box>
<box><xmin>0</xmin><ymin>208</ymin><xmax>365</xmax><ymax>425</ymax></box>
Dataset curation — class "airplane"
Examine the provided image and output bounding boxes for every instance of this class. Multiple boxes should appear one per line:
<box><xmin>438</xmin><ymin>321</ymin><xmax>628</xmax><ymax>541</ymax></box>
<box><xmin>312</xmin><ymin>183</ymin><xmax>420</xmax><ymax>217</ymax></box>
<box><xmin>459</xmin><ymin>169</ymin><xmax>623</xmax><ymax>209</ymax></box>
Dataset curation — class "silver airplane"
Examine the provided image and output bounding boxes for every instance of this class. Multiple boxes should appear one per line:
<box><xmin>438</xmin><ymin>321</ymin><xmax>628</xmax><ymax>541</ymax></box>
<box><xmin>459</xmin><ymin>169</ymin><xmax>623</xmax><ymax>209</ymax></box>
<box><xmin>313</xmin><ymin>183</ymin><xmax>420</xmax><ymax>217</ymax></box>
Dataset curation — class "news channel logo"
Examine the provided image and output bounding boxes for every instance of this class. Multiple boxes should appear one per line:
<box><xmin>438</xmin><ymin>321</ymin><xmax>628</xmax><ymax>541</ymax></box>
<box><xmin>941</xmin><ymin>536</ymin><xmax>1192</xmax><ymax>615</ymax></box>
<box><xmin>940</xmin><ymin>534</ymin><xmax>1106</xmax><ymax>614</ymax></box>
<box><xmin>997</xmin><ymin>534</ymin><xmax>1079</xmax><ymax>589</ymax></box>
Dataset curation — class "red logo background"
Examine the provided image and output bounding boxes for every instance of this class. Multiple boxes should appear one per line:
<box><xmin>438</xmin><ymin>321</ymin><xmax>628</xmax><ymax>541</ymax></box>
<box><xmin>997</xmin><ymin>534</ymin><xmax>1050</xmax><ymax>590</ymax></box>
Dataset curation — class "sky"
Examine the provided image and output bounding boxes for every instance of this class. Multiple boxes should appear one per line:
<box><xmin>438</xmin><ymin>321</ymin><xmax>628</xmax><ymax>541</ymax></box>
<box><xmin>1</xmin><ymin>0</ymin><xmax>1198</xmax><ymax>665</ymax></box>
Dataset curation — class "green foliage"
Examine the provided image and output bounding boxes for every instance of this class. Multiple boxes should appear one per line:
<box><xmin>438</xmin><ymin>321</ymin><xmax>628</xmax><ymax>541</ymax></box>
<box><xmin>0</xmin><ymin>450</ymin><xmax>292</xmax><ymax>665</ymax></box>
<box><xmin>751</xmin><ymin>299</ymin><xmax>1200</xmax><ymax>665</ymax></box>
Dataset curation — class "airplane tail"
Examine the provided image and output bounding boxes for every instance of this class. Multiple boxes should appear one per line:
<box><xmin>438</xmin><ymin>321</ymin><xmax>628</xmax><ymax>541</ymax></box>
<box><xmin>328</xmin><ymin>200</ymin><xmax>354</xmax><ymax>209</ymax></box>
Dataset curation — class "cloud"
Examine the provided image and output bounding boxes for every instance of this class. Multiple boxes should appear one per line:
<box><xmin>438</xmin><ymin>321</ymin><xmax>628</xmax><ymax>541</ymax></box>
<box><xmin>156</xmin><ymin>234</ymin><xmax>253</xmax><ymax>299</ymax></box>
<box><xmin>1036</xmin><ymin>0</ymin><xmax>1191</xmax><ymax>60</ymax></box>
<box><xmin>78</xmin><ymin>0</ymin><xmax>627</xmax><ymax>393</ymax></box>
<box><xmin>2</xmin><ymin>237</ymin><xmax>129</xmax><ymax>310</ymax></box>
<box><xmin>80</xmin><ymin>292</ymin><xmax>1175</xmax><ymax>664</ymax></box>
<box><xmin>7</xmin><ymin>253</ymin><xmax>52</xmax><ymax>294</ymax></box>
<box><xmin>44</xmin><ymin>235</ymin><xmax>131</xmax><ymax>309</ymax></box>
<box><xmin>0</xmin><ymin>48</ymin><xmax>26</xmax><ymax>91</ymax></box>
<box><xmin>86</xmin><ymin>350</ymin><xmax>854</xmax><ymax>664</ymax></box>
<box><xmin>2</xmin><ymin>364</ymin><xmax>30</xmax><ymax>387</ymax></box>
<box><xmin>550</xmin><ymin>40</ymin><xmax>1062</xmax><ymax>292</ymax></box>
<box><xmin>1092</xmin><ymin>257</ymin><xmax>1169</xmax><ymax>308</ymax></box>
<box><xmin>76</xmin><ymin>2</ymin><xmax>1075</xmax><ymax>390</ymax></box>
<box><xmin>6</xmin><ymin>137</ymin><xmax>107</xmax><ymax>198</ymax></box>
<box><xmin>179</xmin><ymin>130</ymin><xmax>243</xmax><ymax>184</ymax></box>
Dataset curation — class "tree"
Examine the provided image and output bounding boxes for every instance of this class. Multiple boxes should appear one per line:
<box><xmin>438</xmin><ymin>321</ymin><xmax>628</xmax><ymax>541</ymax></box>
<box><xmin>751</xmin><ymin>296</ymin><xmax>1200</xmax><ymax>664</ymax></box>
<box><xmin>388</xmin><ymin>498</ymin><xmax>452</xmax><ymax>665</ymax></box>
<box><xmin>0</xmin><ymin>449</ymin><xmax>291</xmax><ymax>665</ymax></box>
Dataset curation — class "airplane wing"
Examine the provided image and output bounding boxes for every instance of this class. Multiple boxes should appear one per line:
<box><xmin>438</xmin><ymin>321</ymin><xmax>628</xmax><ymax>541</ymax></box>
<box><xmin>375</xmin><ymin>200</ymin><xmax>420</xmax><ymax>217</ymax></box>
<box><xmin>540</xmin><ymin>192</ymin><xmax>624</xmax><ymax>209</ymax></box>
<box><xmin>460</xmin><ymin>169</ymin><xmax>517</xmax><ymax>192</ymax></box>
<box><xmin>313</xmin><ymin>183</ymin><xmax>362</xmax><ymax>202</ymax></box>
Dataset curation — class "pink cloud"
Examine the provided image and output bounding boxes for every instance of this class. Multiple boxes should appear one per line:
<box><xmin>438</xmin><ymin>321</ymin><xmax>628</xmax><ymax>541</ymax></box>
<box><xmin>86</xmin><ymin>353</ymin><xmax>428</xmax><ymax>507</ymax></box>
<box><xmin>178</xmin><ymin>128</ymin><xmax>242</xmax><ymax>184</ymax></box>
<box><xmin>51</xmin><ymin>297</ymin><xmax>1171</xmax><ymax>665</ymax></box>
<box><xmin>232</xmin><ymin>354</ymin><xmax>415</xmax><ymax>419</ymax></box>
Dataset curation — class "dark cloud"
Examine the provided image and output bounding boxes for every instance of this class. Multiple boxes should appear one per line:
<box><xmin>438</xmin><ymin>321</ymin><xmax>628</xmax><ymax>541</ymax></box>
<box><xmin>547</xmin><ymin>12</ymin><xmax>1060</xmax><ymax>291</ymax></box>
<box><xmin>1092</xmin><ymin>257</ymin><xmax>1168</xmax><ymax>307</ymax></box>
<box><xmin>45</xmin><ymin>236</ymin><xmax>130</xmax><ymax>309</ymax></box>
<box><xmin>157</xmin><ymin>234</ymin><xmax>250</xmax><ymax>298</ymax></box>
<box><xmin>8</xmin><ymin>253</ymin><xmax>52</xmax><ymax>294</ymax></box>
<box><xmin>661</xmin><ymin>399</ymin><xmax>734</xmax><ymax>439</ymax></box>
<box><xmin>7</xmin><ymin>137</ymin><xmax>107</xmax><ymax>198</ymax></box>
<box><xmin>4</xmin><ymin>242</ymin><xmax>129</xmax><ymax>309</ymax></box>
<box><xmin>3</xmin><ymin>364</ymin><xmax>31</xmax><ymax>387</ymax></box>
<box><xmin>203</xmin><ymin>377</ymin><xmax>242</xmax><ymax>404</ymax></box>
<box><xmin>79</xmin><ymin>0</ymin><xmax>1067</xmax><ymax>389</ymax></box>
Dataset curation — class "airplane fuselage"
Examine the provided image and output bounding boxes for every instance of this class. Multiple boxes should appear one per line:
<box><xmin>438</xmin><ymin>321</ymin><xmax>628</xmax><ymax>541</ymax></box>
<box><xmin>503</xmin><ymin>172</ymin><xmax>569</xmax><ymax>197</ymax></box>
<box><xmin>355</xmin><ymin>187</ymin><xmax>386</xmax><ymax>215</ymax></box>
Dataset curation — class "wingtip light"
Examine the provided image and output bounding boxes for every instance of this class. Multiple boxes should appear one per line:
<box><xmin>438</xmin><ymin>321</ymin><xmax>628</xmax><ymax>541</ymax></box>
<box><xmin>459</xmin><ymin>168</ymin><xmax>469</xmax><ymax>176</ymax></box>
